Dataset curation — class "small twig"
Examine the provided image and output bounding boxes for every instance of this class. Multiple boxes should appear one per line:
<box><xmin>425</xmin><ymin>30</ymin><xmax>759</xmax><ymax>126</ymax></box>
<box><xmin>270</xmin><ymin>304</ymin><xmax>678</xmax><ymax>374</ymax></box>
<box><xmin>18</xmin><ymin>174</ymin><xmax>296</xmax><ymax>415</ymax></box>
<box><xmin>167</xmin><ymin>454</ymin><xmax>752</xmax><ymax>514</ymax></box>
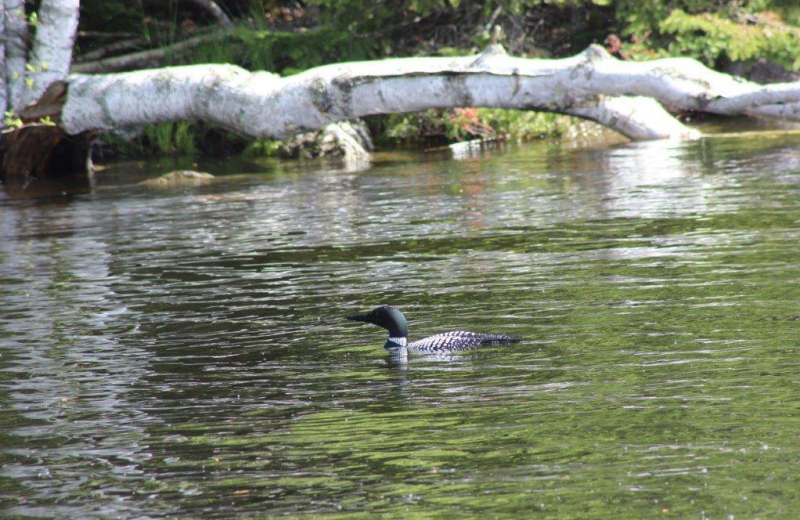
<box><xmin>78</xmin><ymin>30</ymin><xmax>141</xmax><ymax>39</ymax></box>
<box><xmin>483</xmin><ymin>6</ymin><xmax>502</xmax><ymax>37</ymax></box>
<box><xmin>1</xmin><ymin>122</ymin><xmax>58</xmax><ymax>134</ymax></box>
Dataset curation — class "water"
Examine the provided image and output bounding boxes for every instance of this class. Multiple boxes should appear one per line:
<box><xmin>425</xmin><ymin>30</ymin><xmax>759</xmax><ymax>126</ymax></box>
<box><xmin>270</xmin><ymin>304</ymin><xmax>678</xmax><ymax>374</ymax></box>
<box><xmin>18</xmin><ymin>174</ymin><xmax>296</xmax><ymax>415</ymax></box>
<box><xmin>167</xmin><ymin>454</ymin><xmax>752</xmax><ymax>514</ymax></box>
<box><xmin>1</xmin><ymin>135</ymin><xmax>800</xmax><ymax>518</ymax></box>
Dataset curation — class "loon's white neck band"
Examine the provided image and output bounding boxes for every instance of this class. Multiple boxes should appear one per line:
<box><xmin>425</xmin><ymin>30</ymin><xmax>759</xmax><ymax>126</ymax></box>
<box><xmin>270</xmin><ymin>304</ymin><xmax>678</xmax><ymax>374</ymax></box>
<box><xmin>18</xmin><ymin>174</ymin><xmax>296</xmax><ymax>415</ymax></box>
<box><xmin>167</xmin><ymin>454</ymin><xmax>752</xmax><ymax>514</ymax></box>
<box><xmin>389</xmin><ymin>337</ymin><xmax>407</xmax><ymax>347</ymax></box>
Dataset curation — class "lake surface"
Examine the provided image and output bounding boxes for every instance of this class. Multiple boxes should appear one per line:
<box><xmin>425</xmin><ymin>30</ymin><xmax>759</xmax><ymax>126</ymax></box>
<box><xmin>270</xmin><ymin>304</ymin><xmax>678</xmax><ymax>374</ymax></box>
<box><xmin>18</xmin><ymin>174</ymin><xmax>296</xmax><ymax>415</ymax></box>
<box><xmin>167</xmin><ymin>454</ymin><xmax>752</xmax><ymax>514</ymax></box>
<box><xmin>2</xmin><ymin>134</ymin><xmax>800</xmax><ymax>518</ymax></box>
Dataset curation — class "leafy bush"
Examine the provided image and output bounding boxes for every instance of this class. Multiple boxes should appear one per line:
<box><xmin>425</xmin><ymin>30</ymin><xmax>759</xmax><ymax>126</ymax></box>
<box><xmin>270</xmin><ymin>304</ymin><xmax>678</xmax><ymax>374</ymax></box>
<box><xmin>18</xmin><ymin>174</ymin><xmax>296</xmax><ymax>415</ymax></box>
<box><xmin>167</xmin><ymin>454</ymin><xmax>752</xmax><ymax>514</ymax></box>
<box><xmin>659</xmin><ymin>9</ymin><xmax>800</xmax><ymax>70</ymax></box>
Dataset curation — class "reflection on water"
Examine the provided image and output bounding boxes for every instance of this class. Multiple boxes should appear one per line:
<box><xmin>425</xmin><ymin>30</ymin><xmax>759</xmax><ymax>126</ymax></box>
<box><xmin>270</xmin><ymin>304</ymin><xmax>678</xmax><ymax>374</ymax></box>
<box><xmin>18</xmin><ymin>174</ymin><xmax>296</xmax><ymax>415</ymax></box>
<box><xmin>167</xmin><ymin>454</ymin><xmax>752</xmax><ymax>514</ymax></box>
<box><xmin>2</xmin><ymin>135</ymin><xmax>800</xmax><ymax>518</ymax></box>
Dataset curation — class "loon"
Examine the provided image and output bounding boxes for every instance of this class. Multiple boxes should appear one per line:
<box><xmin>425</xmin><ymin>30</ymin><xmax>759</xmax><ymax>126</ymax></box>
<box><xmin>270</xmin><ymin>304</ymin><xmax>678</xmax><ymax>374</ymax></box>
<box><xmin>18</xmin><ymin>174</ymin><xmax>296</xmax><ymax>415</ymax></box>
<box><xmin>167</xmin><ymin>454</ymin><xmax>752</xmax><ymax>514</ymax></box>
<box><xmin>346</xmin><ymin>306</ymin><xmax>520</xmax><ymax>354</ymax></box>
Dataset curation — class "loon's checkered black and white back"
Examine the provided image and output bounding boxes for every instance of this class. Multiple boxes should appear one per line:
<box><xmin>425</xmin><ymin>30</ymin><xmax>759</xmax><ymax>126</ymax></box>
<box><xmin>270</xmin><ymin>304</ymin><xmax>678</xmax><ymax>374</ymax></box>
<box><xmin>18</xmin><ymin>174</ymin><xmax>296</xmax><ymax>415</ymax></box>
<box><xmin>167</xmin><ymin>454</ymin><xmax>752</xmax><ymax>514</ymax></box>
<box><xmin>407</xmin><ymin>331</ymin><xmax>518</xmax><ymax>353</ymax></box>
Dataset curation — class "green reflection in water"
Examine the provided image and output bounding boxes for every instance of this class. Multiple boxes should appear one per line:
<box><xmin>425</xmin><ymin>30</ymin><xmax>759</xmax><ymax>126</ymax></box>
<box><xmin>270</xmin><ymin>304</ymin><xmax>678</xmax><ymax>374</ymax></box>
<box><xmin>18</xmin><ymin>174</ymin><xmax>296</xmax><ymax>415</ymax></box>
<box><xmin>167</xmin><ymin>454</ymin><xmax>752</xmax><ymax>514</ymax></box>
<box><xmin>1</xmin><ymin>134</ymin><xmax>800</xmax><ymax>518</ymax></box>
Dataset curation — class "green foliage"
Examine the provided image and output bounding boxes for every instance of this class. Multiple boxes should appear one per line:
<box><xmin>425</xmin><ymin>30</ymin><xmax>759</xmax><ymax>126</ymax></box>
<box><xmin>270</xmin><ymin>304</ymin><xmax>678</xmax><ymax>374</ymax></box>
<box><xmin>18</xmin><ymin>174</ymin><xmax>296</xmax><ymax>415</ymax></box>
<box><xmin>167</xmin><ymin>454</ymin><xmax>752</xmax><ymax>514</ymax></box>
<box><xmin>380</xmin><ymin>108</ymin><xmax>569</xmax><ymax>145</ymax></box>
<box><xmin>145</xmin><ymin>123</ymin><xmax>181</xmax><ymax>155</ymax></box>
<box><xmin>173</xmin><ymin>122</ymin><xmax>200</xmax><ymax>155</ymax></box>
<box><xmin>479</xmin><ymin>108</ymin><xmax>571</xmax><ymax>141</ymax></box>
<box><xmin>612</xmin><ymin>0</ymin><xmax>761</xmax><ymax>38</ymax></box>
<box><xmin>243</xmin><ymin>139</ymin><xmax>284</xmax><ymax>157</ymax></box>
<box><xmin>230</xmin><ymin>27</ymin><xmax>372</xmax><ymax>74</ymax></box>
<box><xmin>434</xmin><ymin>47</ymin><xmax>473</xmax><ymax>57</ymax></box>
<box><xmin>109</xmin><ymin>122</ymin><xmax>202</xmax><ymax>157</ymax></box>
<box><xmin>659</xmin><ymin>9</ymin><xmax>800</xmax><ymax>69</ymax></box>
<box><xmin>144</xmin><ymin>122</ymin><xmax>201</xmax><ymax>155</ymax></box>
<box><xmin>183</xmin><ymin>39</ymin><xmax>238</xmax><ymax>65</ymax></box>
<box><xmin>230</xmin><ymin>0</ymin><xmax>617</xmax><ymax>73</ymax></box>
<box><xmin>4</xmin><ymin>111</ymin><xmax>22</xmax><ymax>130</ymax></box>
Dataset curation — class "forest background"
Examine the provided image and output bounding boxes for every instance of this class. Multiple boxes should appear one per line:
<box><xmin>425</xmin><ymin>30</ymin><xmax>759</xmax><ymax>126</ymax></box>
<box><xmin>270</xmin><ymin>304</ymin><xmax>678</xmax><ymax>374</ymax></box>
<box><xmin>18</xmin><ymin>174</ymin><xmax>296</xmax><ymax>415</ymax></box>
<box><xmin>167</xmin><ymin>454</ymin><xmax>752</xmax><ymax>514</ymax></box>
<box><xmin>65</xmin><ymin>0</ymin><xmax>800</xmax><ymax>159</ymax></box>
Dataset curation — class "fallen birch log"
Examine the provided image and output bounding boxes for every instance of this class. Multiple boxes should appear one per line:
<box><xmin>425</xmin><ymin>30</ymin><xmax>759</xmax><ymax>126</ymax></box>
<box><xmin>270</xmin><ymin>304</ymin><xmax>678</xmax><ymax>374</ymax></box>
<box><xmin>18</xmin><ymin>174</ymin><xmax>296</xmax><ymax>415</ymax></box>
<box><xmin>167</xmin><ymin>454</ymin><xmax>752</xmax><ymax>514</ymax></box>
<box><xmin>62</xmin><ymin>45</ymin><xmax>702</xmax><ymax>142</ymax></box>
<box><xmin>61</xmin><ymin>43</ymin><xmax>800</xmax><ymax>146</ymax></box>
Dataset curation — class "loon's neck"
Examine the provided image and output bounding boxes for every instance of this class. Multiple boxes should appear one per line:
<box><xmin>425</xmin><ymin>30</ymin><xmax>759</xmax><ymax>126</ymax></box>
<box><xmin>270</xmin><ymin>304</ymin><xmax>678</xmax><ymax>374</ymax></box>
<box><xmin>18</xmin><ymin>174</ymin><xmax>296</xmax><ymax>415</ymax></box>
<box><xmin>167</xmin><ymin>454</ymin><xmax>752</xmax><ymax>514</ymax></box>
<box><xmin>383</xmin><ymin>337</ymin><xmax>408</xmax><ymax>363</ymax></box>
<box><xmin>384</xmin><ymin>337</ymin><xmax>407</xmax><ymax>350</ymax></box>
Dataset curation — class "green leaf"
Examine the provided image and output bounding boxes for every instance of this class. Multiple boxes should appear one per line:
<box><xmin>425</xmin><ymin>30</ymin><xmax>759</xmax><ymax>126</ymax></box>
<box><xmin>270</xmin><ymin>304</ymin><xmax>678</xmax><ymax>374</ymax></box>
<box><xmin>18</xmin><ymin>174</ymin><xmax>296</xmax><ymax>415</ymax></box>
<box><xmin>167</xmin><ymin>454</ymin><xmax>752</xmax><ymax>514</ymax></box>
<box><xmin>4</xmin><ymin>116</ymin><xmax>23</xmax><ymax>129</ymax></box>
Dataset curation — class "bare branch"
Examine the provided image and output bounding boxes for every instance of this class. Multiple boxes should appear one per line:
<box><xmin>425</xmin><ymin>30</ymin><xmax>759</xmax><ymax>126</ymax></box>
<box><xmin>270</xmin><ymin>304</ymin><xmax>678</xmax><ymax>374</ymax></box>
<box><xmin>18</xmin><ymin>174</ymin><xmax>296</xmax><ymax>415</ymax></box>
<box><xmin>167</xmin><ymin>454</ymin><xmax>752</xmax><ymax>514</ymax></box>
<box><xmin>184</xmin><ymin>0</ymin><xmax>231</xmax><ymax>26</ymax></box>
<box><xmin>72</xmin><ymin>30</ymin><xmax>230</xmax><ymax>74</ymax></box>
<box><xmin>76</xmin><ymin>37</ymin><xmax>150</xmax><ymax>63</ymax></box>
<box><xmin>78</xmin><ymin>30</ymin><xmax>142</xmax><ymax>39</ymax></box>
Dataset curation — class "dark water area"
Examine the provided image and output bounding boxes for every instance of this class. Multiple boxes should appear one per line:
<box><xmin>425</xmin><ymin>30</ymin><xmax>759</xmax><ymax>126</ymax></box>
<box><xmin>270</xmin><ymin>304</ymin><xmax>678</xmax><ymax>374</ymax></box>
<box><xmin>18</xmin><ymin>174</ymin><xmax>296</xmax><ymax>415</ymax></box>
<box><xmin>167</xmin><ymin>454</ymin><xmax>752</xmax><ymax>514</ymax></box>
<box><xmin>1</xmin><ymin>135</ymin><xmax>800</xmax><ymax>518</ymax></box>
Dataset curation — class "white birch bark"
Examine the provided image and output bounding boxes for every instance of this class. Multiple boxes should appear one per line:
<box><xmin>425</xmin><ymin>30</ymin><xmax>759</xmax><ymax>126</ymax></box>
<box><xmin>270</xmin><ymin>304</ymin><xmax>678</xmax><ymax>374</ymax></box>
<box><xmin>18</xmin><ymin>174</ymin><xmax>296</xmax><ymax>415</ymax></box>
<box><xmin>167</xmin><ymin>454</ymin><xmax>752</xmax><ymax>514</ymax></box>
<box><xmin>571</xmin><ymin>96</ymin><xmax>700</xmax><ymax>141</ymax></box>
<box><xmin>0</xmin><ymin>0</ymin><xmax>7</xmax><ymax>131</ymax></box>
<box><xmin>5</xmin><ymin>0</ymin><xmax>29</xmax><ymax>110</ymax></box>
<box><xmin>21</xmin><ymin>0</ymin><xmax>80</xmax><ymax>108</ymax></box>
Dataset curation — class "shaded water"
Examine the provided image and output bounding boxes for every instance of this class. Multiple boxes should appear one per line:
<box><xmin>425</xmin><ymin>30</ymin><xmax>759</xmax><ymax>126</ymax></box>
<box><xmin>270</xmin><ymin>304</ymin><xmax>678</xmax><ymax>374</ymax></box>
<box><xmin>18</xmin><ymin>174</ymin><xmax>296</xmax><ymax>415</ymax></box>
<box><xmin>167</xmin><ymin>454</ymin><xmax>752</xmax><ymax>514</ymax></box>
<box><xmin>2</xmin><ymin>135</ymin><xmax>800</xmax><ymax>518</ymax></box>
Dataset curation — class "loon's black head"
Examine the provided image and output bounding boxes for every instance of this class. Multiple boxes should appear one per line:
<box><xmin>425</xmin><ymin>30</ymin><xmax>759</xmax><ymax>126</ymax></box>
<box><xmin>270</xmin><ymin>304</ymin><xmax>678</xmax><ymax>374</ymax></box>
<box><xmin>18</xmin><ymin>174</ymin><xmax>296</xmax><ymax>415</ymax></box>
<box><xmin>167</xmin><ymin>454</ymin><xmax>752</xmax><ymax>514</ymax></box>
<box><xmin>346</xmin><ymin>306</ymin><xmax>409</xmax><ymax>338</ymax></box>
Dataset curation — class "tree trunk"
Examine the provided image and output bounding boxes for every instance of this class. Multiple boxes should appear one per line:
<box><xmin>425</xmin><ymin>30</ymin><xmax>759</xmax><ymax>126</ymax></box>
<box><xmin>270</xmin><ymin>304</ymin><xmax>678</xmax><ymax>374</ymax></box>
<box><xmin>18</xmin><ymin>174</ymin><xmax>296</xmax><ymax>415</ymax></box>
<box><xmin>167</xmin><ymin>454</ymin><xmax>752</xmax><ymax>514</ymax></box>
<box><xmin>5</xmin><ymin>0</ymin><xmax>30</xmax><ymax>111</ymax></box>
<box><xmin>1</xmin><ymin>81</ymin><xmax>93</xmax><ymax>178</ymax></box>
<box><xmin>2</xmin><ymin>0</ymin><xmax>81</xmax><ymax>180</ymax></box>
<box><xmin>21</xmin><ymin>0</ymin><xmax>80</xmax><ymax>107</ymax></box>
<box><xmin>0</xmin><ymin>1</ymin><xmax>7</xmax><ymax>130</ymax></box>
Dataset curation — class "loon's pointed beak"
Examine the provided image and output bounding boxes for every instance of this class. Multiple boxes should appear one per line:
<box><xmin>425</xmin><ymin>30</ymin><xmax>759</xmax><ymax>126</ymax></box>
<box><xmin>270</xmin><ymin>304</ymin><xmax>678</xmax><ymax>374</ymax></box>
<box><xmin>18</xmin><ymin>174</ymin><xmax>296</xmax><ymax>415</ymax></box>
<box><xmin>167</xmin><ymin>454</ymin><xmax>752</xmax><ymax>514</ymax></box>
<box><xmin>346</xmin><ymin>312</ymin><xmax>372</xmax><ymax>323</ymax></box>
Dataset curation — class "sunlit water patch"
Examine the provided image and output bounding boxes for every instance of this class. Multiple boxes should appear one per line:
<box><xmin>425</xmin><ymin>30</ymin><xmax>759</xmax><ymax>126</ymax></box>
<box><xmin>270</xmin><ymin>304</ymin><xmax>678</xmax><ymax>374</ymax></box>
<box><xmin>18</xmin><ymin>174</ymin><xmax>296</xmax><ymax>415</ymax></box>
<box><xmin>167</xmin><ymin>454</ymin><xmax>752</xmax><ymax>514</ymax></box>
<box><xmin>2</xmin><ymin>136</ymin><xmax>800</xmax><ymax>518</ymax></box>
